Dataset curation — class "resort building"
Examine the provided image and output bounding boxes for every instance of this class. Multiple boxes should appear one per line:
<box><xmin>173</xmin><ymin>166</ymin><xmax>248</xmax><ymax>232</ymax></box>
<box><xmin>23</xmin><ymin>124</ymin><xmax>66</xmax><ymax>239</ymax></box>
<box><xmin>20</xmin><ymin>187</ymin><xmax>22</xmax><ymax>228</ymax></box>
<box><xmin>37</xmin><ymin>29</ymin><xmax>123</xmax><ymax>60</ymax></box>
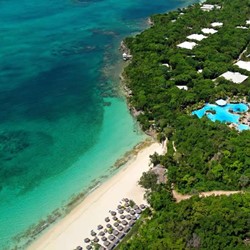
<box><xmin>211</xmin><ymin>22</ymin><xmax>223</xmax><ymax>27</ymax></box>
<box><xmin>176</xmin><ymin>85</ymin><xmax>188</xmax><ymax>90</ymax></box>
<box><xmin>187</xmin><ymin>34</ymin><xmax>207</xmax><ymax>41</ymax></box>
<box><xmin>177</xmin><ymin>41</ymin><xmax>197</xmax><ymax>50</ymax></box>
<box><xmin>236</xmin><ymin>26</ymin><xmax>248</xmax><ymax>29</ymax></box>
<box><xmin>200</xmin><ymin>4</ymin><xmax>221</xmax><ymax>11</ymax></box>
<box><xmin>219</xmin><ymin>71</ymin><xmax>248</xmax><ymax>84</ymax></box>
<box><xmin>234</xmin><ymin>61</ymin><xmax>250</xmax><ymax>72</ymax></box>
<box><xmin>201</xmin><ymin>28</ymin><xmax>218</xmax><ymax>34</ymax></box>
<box><xmin>247</xmin><ymin>20</ymin><xmax>250</xmax><ymax>25</ymax></box>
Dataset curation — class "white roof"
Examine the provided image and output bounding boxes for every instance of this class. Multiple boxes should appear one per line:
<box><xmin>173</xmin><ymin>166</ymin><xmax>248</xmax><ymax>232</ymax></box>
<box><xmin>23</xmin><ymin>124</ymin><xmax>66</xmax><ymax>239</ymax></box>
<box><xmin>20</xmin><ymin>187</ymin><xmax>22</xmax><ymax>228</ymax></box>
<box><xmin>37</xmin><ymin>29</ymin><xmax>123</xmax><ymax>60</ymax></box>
<box><xmin>197</xmin><ymin>69</ymin><xmax>203</xmax><ymax>73</ymax></box>
<box><xmin>235</xmin><ymin>61</ymin><xmax>250</xmax><ymax>71</ymax></box>
<box><xmin>162</xmin><ymin>63</ymin><xmax>170</xmax><ymax>67</ymax></box>
<box><xmin>220</xmin><ymin>71</ymin><xmax>248</xmax><ymax>84</ymax></box>
<box><xmin>216</xmin><ymin>99</ymin><xmax>227</xmax><ymax>106</ymax></box>
<box><xmin>187</xmin><ymin>34</ymin><xmax>207</xmax><ymax>41</ymax></box>
<box><xmin>201</xmin><ymin>4</ymin><xmax>214</xmax><ymax>11</ymax></box>
<box><xmin>246</xmin><ymin>20</ymin><xmax>250</xmax><ymax>25</ymax></box>
<box><xmin>236</xmin><ymin>26</ymin><xmax>248</xmax><ymax>29</ymax></box>
<box><xmin>202</xmin><ymin>28</ymin><xmax>218</xmax><ymax>34</ymax></box>
<box><xmin>211</xmin><ymin>22</ymin><xmax>223</xmax><ymax>27</ymax></box>
<box><xmin>176</xmin><ymin>85</ymin><xmax>188</xmax><ymax>90</ymax></box>
<box><xmin>177</xmin><ymin>41</ymin><xmax>197</xmax><ymax>50</ymax></box>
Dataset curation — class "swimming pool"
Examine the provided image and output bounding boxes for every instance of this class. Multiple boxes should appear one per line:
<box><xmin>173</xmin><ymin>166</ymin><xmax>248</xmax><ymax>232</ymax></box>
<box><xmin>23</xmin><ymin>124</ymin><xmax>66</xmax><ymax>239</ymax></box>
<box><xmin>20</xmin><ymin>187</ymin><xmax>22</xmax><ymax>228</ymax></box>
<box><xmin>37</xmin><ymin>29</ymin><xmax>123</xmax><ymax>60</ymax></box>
<box><xmin>192</xmin><ymin>103</ymin><xmax>249</xmax><ymax>131</ymax></box>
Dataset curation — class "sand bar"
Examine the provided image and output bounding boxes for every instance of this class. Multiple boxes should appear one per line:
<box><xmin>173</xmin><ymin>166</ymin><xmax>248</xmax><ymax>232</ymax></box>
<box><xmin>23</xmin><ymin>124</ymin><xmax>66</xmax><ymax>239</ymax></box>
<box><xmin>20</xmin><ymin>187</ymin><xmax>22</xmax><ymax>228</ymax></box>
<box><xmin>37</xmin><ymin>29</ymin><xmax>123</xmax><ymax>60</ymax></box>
<box><xmin>28</xmin><ymin>141</ymin><xmax>166</xmax><ymax>250</ymax></box>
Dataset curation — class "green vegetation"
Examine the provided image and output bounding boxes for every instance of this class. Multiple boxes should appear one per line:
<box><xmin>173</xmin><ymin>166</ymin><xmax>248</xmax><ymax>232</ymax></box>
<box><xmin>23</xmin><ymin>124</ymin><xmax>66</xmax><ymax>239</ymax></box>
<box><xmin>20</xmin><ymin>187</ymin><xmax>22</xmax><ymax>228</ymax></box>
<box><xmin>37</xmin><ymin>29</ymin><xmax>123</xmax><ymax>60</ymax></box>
<box><xmin>119</xmin><ymin>192</ymin><xmax>250</xmax><ymax>250</ymax></box>
<box><xmin>120</xmin><ymin>0</ymin><xmax>250</xmax><ymax>248</ymax></box>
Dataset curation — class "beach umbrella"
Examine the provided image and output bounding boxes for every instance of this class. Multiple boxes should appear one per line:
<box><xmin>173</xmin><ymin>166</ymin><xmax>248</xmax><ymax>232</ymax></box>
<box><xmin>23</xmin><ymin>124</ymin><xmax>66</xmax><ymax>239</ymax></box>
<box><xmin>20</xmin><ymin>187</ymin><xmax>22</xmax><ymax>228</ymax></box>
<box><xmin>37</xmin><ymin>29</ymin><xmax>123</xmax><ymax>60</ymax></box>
<box><xmin>129</xmin><ymin>220</ymin><xmax>135</xmax><ymax>227</ymax></box>
<box><xmin>86</xmin><ymin>245</ymin><xmax>92</xmax><ymax>250</ymax></box>
<box><xmin>106</xmin><ymin>224</ymin><xmax>112</xmax><ymax>228</ymax></box>
<box><xmin>75</xmin><ymin>246</ymin><xmax>82</xmax><ymax>250</ymax></box>
<box><xmin>117</xmin><ymin>204</ymin><xmax>122</xmax><ymax>209</ymax></box>
<box><xmin>124</xmin><ymin>198</ymin><xmax>129</xmax><ymax>203</ymax></box>
<box><xmin>118</xmin><ymin>225</ymin><xmax>124</xmax><ymax>231</ymax></box>
<box><xmin>114</xmin><ymin>222</ymin><xmax>119</xmax><ymax>227</ymax></box>
<box><xmin>130</xmin><ymin>210</ymin><xmax>135</xmax><ymax>215</ymax></box>
<box><xmin>104</xmin><ymin>241</ymin><xmax>110</xmax><ymax>247</ymax></box>
<box><xmin>98</xmin><ymin>231</ymin><xmax>105</xmax><ymax>236</ymax></box>
<box><xmin>140</xmin><ymin>204</ymin><xmax>146</xmax><ymax>210</ymax></box>
<box><xmin>112</xmin><ymin>216</ymin><xmax>118</xmax><ymax>221</ymax></box>
<box><xmin>84</xmin><ymin>238</ymin><xmax>90</xmax><ymax>243</ymax></box>
<box><xmin>108</xmin><ymin>235</ymin><xmax>115</xmax><ymax>241</ymax></box>
<box><xmin>101</xmin><ymin>236</ymin><xmax>107</xmax><ymax>241</ymax></box>
<box><xmin>132</xmin><ymin>215</ymin><xmax>137</xmax><ymax>220</ymax></box>
<box><xmin>117</xmin><ymin>232</ymin><xmax>125</xmax><ymax>240</ymax></box>
<box><xmin>126</xmin><ymin>215</ymin><xmax>131</xmax><ymax>220</ymax></box>
<box><xmin>99</xmin><ymin>247</ymin><xmax>105</xmax><ymax>250</ymax></box>
<box><xmin>124</xmin><ymin>202</ymin><xmax>129</xmax><ymax>207</ymax></box>
<box><xmin>134</xmin><ymin>205</ymin><xmax>139</xmax><ymax>210</ymax></box>
<box><xmin>97</xmin><ymin>225</ymin><xmax>103</xmax><ymax>230</ymax></box>
<box><xmin>105</xmin><ymin>217</ymin><xmax>110</xmax><ymax>222</ymax></box>
<box><xmin>90</xmin><ymin>231</ymin><xmax>96</xmax><ymax>237</ymax></box>
<box><xmin>113</xmin><ymin>230</ymin><xmax>119</xmax><ymax>236</ymax></box>
<box><xmin>121</xmin><ymin>220</ymin><xmax>128</xmax><ymax>226</ymax></box>
<box><xmin>120</xmin><ymin>215</ymin><xmax>125</xmax><ymax>219</ymax></box>
<box><xmin>93</xmin><ymin>237</ymin><xmax>99</xmax><ymax>243</ymax></box>
<box><xmin>118</xmin><ymin>209</ymin><xmax>124</xmax><ymax>214</ymax></box>
<box><xmin>110</xmin><ymin>211</ymin><xmax>116</xmax><ymax>216</ymax></box>
<box><xmin>136</xmin><ymin>209</ymin><xmax>142</xmax><ymax>214</ymax></box>
<box><xmin>125</xmin><ymin>208</ymin><xmax>130</xmax><ymax>213</ymax></box>
<box><xmin>124</xmin><ymin>226</ymin><xmax>130</xmax><ymax>233</ymax></box>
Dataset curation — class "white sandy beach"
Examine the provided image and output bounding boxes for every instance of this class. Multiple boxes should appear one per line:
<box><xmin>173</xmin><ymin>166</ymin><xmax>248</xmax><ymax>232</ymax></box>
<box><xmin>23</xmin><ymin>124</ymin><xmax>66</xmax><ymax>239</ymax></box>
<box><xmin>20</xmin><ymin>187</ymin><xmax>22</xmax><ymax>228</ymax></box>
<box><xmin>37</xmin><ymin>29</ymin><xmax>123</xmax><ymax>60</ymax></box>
<box><xmin>28</xmin><ymin>141</ymin><xmax>166</xmax><ymax>250</ymax></box>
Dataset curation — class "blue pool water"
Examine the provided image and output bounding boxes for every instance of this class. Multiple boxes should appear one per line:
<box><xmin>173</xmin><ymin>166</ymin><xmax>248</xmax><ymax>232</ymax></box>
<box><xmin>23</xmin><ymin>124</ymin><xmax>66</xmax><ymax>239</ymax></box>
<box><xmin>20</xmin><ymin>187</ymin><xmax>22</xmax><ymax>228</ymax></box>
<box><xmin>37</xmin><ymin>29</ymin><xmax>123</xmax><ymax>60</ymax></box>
<box><xmin>192</xmin><ymin>103</ymin><xmax>249</xmax><ymax>131</ymax></box>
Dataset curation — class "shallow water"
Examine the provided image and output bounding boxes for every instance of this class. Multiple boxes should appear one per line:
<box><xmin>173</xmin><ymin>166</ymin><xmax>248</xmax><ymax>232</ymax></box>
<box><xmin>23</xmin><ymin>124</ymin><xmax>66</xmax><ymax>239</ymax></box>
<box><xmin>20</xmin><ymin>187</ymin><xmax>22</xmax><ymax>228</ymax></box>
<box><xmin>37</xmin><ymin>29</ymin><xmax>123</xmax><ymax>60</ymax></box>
<box><xmin>0</xmin><ymin>0</ymin><xmax>198</xmax><ymax>248</ymax></box>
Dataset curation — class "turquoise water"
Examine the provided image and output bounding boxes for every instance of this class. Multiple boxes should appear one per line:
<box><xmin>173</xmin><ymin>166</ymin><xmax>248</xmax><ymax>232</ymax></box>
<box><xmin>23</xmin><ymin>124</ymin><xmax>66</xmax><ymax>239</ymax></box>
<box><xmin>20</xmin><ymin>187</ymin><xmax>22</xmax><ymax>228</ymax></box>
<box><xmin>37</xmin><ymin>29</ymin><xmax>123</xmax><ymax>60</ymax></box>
<box><xmin>193</xmin><ymin>103</ymin><xmax>250</xmax><ymax>131</ymax></box>
<box><xmin>0</xmin><ymin>0</ymin><xmax>198</xmax><ymax>248</ymax></box>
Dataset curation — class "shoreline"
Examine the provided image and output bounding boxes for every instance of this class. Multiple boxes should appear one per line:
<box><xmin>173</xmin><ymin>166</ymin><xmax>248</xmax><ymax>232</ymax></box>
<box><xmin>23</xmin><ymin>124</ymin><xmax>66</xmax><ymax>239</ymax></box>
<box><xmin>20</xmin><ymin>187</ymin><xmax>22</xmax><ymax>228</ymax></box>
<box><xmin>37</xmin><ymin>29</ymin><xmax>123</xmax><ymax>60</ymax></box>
<box><xmin>28</xmin><ymin>140</ymin><xmax>166</xmax><ymax>250</ymax></box>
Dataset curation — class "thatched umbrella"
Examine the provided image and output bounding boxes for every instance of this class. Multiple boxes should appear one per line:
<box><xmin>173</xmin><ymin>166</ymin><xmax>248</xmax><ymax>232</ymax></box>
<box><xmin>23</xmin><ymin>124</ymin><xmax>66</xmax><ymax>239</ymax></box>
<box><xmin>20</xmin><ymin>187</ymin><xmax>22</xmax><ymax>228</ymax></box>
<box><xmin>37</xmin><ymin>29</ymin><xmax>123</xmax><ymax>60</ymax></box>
<box><xmin>97</xmin><ymin>225</ymin><xmax>103</xmax><ymax>230</ymax></box>
<box><xmin>121</xmin><ymin>220</ymin><xmax>128</xmax><ymax>226</ymax></box>
<box><xmin>125</xmin><ymin>207</ymin><xmax>130</xmax><ymax>213</ymax></box>
<box><xmin>118</xmin><ymin>209</ymin><xmax>124</xmax><ymax>214</ymax></box>
<box><xmin>114</xmin><ymin>222</ymin><xmax>119</xmax><ymax>227</ymax></box>
<box><xmin>106</xmin><ymin>224</ymin><xmax>112</xmax><ymax>228</ymax></box>
<box><xmin>112</xmin><ymin>216</ymin><xmax>118</xmax><ymax>221</ymax></box>
<box><xmin>86</xmin><ymin>245</ymin><xmax>92</xmax><ymax>250</ymax></box>
<box><xmin>120</xmin><ymin>215</ymin><xmax>125</xmax><ymax>219</ymax></box>
<box><xmin>130</xmin><ymin>210</ymin><xmax>135</xmax><ymax>215</ymax></box>
<box><xmin>105</xmin><ymin>217</ymin><xmax>110</xmax><ymax>222</ymax></box>
<box><xmin>124</xmin><ymin>226</ymin><xmax>130</xmax><ymax>233</ymax></box>
<box><xmin>136</xmin><ymin>209</ymin><xmax>142</xmax><ymax>214</ymax></box>
<box><xmin>93</xmin><ymin>237</ymin><xmax>99</xmax><ymax>243</ymax></box>
<box><xmin>108</xmin><ymin>235</ymin><xmax>115</xmax><ymax>241</ymax></box>
<box><xmin>84</xmin><ymin>238</ymin><xmax>90</xmax><ymax>243</ymax></box>
<box><xmin>134</xmin><ymin>205</ymin><xmax>139</xmax><ymax>210</ymax></box>
<box><xmin>104</xmin><ymin>241</ymin><xmax>110</xmax><ymax>247</ymax></box>
<box><xmin>124</xmin><ymin>202</ymin><xmax>129</xmax><ymax>207</ymax></box>
<box><xmin>110</xmin><ymin>211</ymin><xmax>116</xmax><ymax>216</ymax></box>
<box><xmin>126</xmin><ymin>215</ymin><xmax>132</xmax><ymax>220</ymax></box>
<box><xmin>118</xmin><ymin>225</ymin><xmax>124</xmax><ymax>231</ymax></box>
<box><xmin>98</xmin><ymin>231</ymin><xmax>105</xmax><ymax>236</ymax></box>
<box><xmin>129</xmin><ymin>220</ymin><xmax>135</xmax><ymax>227</ymax></box>
<box><xmin>140</xmin><ymin>204</ymin><xmax>146</xmax><ymax>210</ymax></box>
<box><xmin>101</xmin><ymin>236</ymin><xmax>107</xmax><ymax>241</ymax></box>
<box><xmin>113</xmin><ymin>230</ymin><xmax>119</xmax><ymax>236</ymax></box>
<box><xmin>90</xmin><ymin>231</ymin><xmax>96</xmax><ymax>237</ymax></box>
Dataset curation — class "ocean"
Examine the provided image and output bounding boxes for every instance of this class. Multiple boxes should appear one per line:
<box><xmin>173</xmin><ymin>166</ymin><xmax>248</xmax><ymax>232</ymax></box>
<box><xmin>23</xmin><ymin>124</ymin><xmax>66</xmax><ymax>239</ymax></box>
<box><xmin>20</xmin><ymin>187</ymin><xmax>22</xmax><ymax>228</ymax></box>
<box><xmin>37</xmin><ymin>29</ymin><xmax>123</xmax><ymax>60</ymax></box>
<box><xmin>0</xmin><ymin>0</ymin><xmax>197</xmax><ymax>248</ymax></box>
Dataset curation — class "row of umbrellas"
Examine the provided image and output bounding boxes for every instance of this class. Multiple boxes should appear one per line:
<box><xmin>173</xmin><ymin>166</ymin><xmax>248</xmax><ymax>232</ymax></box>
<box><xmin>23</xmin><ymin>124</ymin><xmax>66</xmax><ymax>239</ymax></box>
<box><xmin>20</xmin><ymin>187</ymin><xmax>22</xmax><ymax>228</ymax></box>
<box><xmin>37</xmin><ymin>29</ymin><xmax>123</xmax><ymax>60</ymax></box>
<box><xmin>81</xmin><ymin>200</ymin><xmax>146</xmax><ymax>249</ymax></box>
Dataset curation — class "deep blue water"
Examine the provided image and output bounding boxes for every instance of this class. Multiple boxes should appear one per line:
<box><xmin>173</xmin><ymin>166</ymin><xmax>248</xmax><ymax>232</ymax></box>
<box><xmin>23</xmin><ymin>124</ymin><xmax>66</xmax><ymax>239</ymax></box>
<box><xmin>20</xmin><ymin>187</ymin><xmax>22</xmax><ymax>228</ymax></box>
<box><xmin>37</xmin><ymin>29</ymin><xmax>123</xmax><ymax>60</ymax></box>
<box><xmin>193</xmin><ymin>103</ymin><xmax>250</xmax><ymax>131</ymax></box>
<box><xmin>0</xmin><ymin>0</ymin><xmax>198</xmax><ymax>248</ymax></box>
